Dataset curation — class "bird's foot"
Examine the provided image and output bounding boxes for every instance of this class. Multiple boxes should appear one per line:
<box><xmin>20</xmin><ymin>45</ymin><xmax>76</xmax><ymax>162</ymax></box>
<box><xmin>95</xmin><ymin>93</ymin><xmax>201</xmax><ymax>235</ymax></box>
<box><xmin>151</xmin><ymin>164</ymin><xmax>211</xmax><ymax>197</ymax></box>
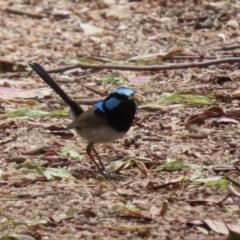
<box><xmin>97</xmin><ymin>168</ymin><xmax>127</xmax><ymax>181</ymax></box>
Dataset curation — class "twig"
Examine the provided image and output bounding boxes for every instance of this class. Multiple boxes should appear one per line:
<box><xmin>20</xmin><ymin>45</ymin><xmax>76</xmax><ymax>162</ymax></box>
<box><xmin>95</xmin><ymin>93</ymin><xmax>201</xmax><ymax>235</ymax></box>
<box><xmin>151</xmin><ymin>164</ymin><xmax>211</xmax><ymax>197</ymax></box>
<box><xmin>78</xmin><ymin>82</ymin><xmax>106</xmax><ymax>96</ymax></box>
<box><xmin>142</xmin><ymin>138</ymin><xmax>165</xmax><ymax>142</ymax></box>
<box><xmin>185</xmin><ymin>134</ymin><xmax>208</xmax><ymax>139</ymax></box>
<box><xmin>173</xmin><ymin>54</ymin><xmax>240</xmax><ymax>60</ymax></box>
<box><xmin>0</xmin><ymin>191</ymin><xmax>61</xmax><ymax>201</ymax></box>
<box><xmin>214</xmin><ymin>45</ymin><xmax>240</xmax><ymax>51</ymax></box>
<box><xmin>47</xmin><ymin>57</ymin><xmax>240</xmax><ymax>73</ymax></box>
<box><xmin>234</xmin><ymin>164</ymin><xmax>240</xmax><ymax>173</ymax></box>
<box><xmin>4</xmin><ymin>7</ymin><xmax>47</xmax><ymax>18</ymax></box>
<box><xmin>0</xmin><ymin>72</ymin><xmax>22</xmax><ymax>78</ymax></box>
<box><xmin>217</xmin><ymin>193</ymin><xmax>231</xmax><ymax>205</ymax></box>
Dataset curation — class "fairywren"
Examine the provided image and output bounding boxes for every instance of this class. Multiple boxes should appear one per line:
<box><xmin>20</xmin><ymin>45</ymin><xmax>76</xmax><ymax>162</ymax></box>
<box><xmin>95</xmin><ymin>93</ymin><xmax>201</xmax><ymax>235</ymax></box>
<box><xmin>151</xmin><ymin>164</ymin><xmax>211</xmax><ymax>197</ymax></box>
<box><xmin>29</xmin><ymin>63</ymin><xmax>139</xmax><ymax>174</ymax></box>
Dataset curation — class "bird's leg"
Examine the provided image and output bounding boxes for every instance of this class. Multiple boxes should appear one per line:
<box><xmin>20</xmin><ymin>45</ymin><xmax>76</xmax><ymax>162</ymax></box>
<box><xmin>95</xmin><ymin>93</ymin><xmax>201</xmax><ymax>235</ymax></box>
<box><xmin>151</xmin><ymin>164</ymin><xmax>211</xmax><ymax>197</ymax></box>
<box><xmin>86</xmin><ymin>143</ymin><xmax>104</xmax><ymax>174</ymax></box>
<box><xmin>92</xmin><ymin>146</ymin><xmax>105</xmax><ymax>171</ymax></box>
<box><xmin>87</xmin><ymin>143</ymin><xmax>123</xmax><ymax>179</ymax></box>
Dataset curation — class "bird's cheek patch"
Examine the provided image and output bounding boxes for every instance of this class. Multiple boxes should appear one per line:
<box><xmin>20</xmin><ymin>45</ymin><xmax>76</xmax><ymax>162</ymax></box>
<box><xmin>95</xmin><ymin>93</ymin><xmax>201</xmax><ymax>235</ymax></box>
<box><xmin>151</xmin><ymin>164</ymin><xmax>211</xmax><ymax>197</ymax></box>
<box><xmin>94</xmin><ymin>102</ymin><xmax>105</xmax><ymax>112</ymax></box>
<box><xmin>104</xmin><ymin>97</ymin><xmax>121</xmax><ymax>110</ymax></box>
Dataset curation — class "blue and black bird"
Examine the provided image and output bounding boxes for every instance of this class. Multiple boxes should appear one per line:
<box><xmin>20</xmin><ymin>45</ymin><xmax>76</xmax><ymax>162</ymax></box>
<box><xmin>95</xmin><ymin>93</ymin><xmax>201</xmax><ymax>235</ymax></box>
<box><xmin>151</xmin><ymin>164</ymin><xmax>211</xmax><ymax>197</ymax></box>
<box><xmin>29</xmin><ymin>63</ymin><xmax>139</xmax><ymax>174</ymax></box>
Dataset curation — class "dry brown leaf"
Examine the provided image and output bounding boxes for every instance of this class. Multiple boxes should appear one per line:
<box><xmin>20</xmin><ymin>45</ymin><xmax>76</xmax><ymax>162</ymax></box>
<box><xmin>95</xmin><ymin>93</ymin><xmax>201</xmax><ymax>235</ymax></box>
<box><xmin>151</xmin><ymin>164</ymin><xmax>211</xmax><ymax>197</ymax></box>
<box><xmin>227</xmin><ymin>110</ymin><xmax>240</xmax><ymax>118</ymax></box>
<box><xmin>202</xmin><ymin>107</ymin><xmax>227</xmax><ymax>118</ymax></box>
<box><xmin>232</xmin><ymin>89</ymin><xmax>240</xmax><ymax>99</ymax></box>
<box><xmin>203</xmin><ymin>219</ymin><xmax>240</xmax><ymax>235</ymax></box>
<box><xmin>187</xmin><ymin>198</ymin><xmax>220</xmax><ymax>205</ymax></box>
<box><xmin>0</xmin><ymin>98</ymin><xmax>39</xmax><ymax>106</ymax></box>
<box><xmin>208</xmin><ymin>149</ymin><xmax>224</xmax><ymax>161</ymax></box>
<box><xmin>184</xmin><ymin>115</ymin><xmax>205</xmax><ymax>124</ymax></box>
<box><xmin>229</xmin><ymin>185</ymin><xmax>240</xmax><ymax>198</ymax></box>
<box><xmin>134</xmin><ymin>160</ymin><xmax>148</xmax><ymax>176</ymax></box>
<box><xmin>103</xmin><ymin>225</ymin><xmax>152</xmax><ymax>232</ymax></box>
<box><xmin>188</xmin><ymin>219</ymin><xmax>240</xmax><ymax>235</ymax></box>
<box><xmin>0</xmin><ymin>78</ymin><xmax>35</xmax><ymax>87</ymax></box>
<box><xmin>1</xmin><ymin>87</ymin><xmax>52</xmax><ymax>99</ymax></box>
<box><xmin>102</xmin><ymin>5</ymin><xmax>133</xmax><ymax>19</ymax></box>
<box><xmin>79</xmin><ymin>22</ymin><xmax>103</xmax><ymax>35</ymax></box>
<box><xmin>217</xmin><ymin>117</ymin><xmax>239</xmax><ymax>125</ymax></box>
<box><xmin>145</xmin><ymin>181</ymin><xmax>156</xmax><ymax>191</ymax></box>
<box><xmin>116</xmin><ymin>188</ymin><xmax>140</xmax><ymax>198</ymax></box>
<box><xmin>159</xmin><ymin>200</ymin><xmax>168</xmax><ymax>217</ymax></box>
<box><xmin>149</xmin><ymin>205</ymin><xmax>161</xmax><ymax>219</ymax></box>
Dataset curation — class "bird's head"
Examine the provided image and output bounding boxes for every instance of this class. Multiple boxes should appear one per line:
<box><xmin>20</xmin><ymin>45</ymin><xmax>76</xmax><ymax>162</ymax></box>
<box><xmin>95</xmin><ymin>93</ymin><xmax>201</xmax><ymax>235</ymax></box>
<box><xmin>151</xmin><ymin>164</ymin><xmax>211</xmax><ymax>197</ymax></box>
<box><xmin>94</xmin><ymin>87</ymin><xmax>141</xmax><ymax>113</ymax></box>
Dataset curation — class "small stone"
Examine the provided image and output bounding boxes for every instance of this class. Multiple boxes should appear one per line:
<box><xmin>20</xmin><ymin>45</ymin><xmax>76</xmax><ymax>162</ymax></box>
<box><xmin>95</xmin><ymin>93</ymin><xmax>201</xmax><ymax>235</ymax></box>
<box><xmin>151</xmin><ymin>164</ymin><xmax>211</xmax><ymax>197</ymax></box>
<box><xmin>229</xmin><ymin>142</ymin><xmax>237</xmax><ymax>148</ymax></box>
<box><xmin>226</xmin><ymin>19</ymin><xmax>239</xmax><ymax>29</ymax></box>
<box><xmin>229</xmin><ymin>148</ymin><xmax>236</xmax><ymax>154</ymax></box>
<box><xmin>124</xmin><ymin>138</ymin><xmax>132</xmax><ymax>147</ymax></box>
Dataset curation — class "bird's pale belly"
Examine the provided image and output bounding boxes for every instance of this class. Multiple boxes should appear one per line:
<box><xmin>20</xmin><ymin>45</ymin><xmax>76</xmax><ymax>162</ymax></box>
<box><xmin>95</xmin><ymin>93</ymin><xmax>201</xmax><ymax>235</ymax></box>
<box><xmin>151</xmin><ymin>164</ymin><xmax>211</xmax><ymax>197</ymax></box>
<box><xmin>75</xmin><ymin>126</ymin><xmax>126</xmax><ymax>143</ymax></box>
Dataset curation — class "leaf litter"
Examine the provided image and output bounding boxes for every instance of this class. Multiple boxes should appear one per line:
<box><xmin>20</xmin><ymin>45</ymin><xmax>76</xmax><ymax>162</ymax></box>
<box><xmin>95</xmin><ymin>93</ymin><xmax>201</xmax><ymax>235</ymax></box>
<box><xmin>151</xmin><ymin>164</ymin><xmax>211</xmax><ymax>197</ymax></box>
<box><xmin>0</xmin><ymin>0</ymin><xmax>240</xmax><ymax>239</ymax></box>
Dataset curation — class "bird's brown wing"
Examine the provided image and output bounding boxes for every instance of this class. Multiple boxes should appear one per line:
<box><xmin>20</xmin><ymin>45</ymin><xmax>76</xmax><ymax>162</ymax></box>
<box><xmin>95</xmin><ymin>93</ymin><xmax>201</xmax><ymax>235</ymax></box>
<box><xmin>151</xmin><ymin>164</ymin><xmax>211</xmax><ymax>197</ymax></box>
<box><xmin>67</xmin><ymin>107</ymin><xmax>107</xmax><ymax>129</ymax></box>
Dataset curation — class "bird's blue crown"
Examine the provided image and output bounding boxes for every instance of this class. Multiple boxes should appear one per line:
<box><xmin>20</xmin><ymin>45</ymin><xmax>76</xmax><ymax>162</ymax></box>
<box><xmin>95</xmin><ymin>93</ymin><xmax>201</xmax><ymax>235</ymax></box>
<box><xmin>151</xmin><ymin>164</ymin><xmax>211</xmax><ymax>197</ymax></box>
<box><xmin>113</xmin><ymin>88</ymin><xmax>134</xmax><ymax>96</ymax></box>
<box><xmin>94</xmin><ymin>87</ymin><xmax>137</xmax><ymax>112</ymax></box>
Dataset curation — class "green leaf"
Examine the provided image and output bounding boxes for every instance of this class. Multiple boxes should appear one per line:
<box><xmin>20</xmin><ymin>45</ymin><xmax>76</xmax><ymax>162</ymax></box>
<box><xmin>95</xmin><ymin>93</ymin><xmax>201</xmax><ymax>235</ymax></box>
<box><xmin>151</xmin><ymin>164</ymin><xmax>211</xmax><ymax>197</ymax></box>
<box><xmin>127</xmin><ymin>48</ymin><xmax>184</xmax><ymax>63</ymax></box>
<box><xmin>43</xmin><ymin>168</ymin><xmax>75</xmax><ymax>181</ymax></box>
<box><xmin>0</xmin><ymin>234</ymin><xmax>23</xmax><ymax>240</ymax></box>
<box><xmin>16</xmin><ymin>164</ymin><xmax>75</xmax><ymax>181</ymax></box>
<box><xmin>60</xmin><ymin>148</ymin><xmax>82</xmax><ymax>161</ymax></box>
<box><xmin>15</xmin><ymin>164</ymin><xmax>38</xmax><ymax>171</ymax></box>
<box><xmin>118</xmin><ymin>201</ymin><xmax>135</xmax><ymax>213</ymax></box>
<box><xmin>158</xmin><ymin>91</ymin><xmax>213</xmax><ymax>105</ymax></box>
<box><xmin>156</xmin><ymin>160</ymin><xmax>197</xmax><ymax>171</ymax></box>
<box><xmin>53</xmin><ymin>211</ymin><xmax>74</xmax><ymax>223</ymax></box>
<box><xmin>0</xmin><ymin>60</ymin><xmax>28</xmax><ymax>73</ymax></box>
<box><xmin>207</xmin><ymin>178</ymin><xmax>228</xmax><ymax>190</ymax></box>
<box><xmin>190</xmin><ymin>176</ymin><xmax>229</xmax><ymax>190</ymax></box>
<box><xmin>110</xmin><ymin>159</ymin><xmax>135</xmax><ymax>171</ymax></box>
<box><xmin>0</xmin><ymin>235</ymin><xmax>18</xmax><ymax>240</ymax></box>
<box><xmin>100</xmin><ymin>75</ymin><xmax>126</xmax><ymax>84</ymax></box>
<box><xmin>12</xmin><ymin>64</ymin><xmax>29</xmax><ymax>72</ymax></box>
<box><xmin>5</xmin><ymin>109</ymin><xmax>69</xmax><ymax>119</ymax></box>
<box><xmin>77</xmin><ymin>56</ymin><xmax>117</xmax><ymax>64</ymax></box>
<box><xmin>34</xmin><ymin>164</ymin><xmax>45</xmax><ymax>176</ymax></box>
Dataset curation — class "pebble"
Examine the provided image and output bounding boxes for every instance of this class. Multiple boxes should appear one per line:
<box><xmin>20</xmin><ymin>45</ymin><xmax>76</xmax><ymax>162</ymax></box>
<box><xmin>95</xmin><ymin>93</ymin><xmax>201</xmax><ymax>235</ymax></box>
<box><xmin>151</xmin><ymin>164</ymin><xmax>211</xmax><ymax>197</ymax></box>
<box><xmin>226</xmin><ymin>19</ymin><xmax>239</xmax><ymax>29</ymax></box>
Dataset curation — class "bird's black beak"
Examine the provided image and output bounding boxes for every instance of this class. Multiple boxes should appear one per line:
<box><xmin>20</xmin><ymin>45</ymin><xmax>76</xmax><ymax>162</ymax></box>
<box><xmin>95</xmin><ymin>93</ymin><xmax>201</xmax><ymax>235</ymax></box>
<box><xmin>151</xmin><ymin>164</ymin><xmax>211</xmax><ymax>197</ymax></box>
<box><xmin>128</xmin><ymin>95</ymin><xmax>142</xmax><ymax>105</ymax></box>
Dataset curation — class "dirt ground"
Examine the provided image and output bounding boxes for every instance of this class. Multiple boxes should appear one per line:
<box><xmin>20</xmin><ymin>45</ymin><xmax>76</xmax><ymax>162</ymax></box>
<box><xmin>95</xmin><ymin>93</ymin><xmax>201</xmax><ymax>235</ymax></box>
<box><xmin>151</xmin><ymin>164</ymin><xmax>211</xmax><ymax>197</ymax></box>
<box><xmin>0</xmin><ymin>0</ymin><xmax>240</xmax><ymax>239</ymax></box>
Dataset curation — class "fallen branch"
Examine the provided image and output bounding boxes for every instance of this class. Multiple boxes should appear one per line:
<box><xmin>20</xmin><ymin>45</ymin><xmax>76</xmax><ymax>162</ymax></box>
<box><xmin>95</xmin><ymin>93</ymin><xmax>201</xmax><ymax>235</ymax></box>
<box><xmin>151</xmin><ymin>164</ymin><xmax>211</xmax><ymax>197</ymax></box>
<box><xmin>47</xmin><ymin>57</ymin><xmax>240</xmax><ymax>73</ymax></box>
<box><xmin>0</xmin><ymin>191</ymin><xmax>61</xmax><ymax>201</ymax></box>
<box><xmin>214</xmin><ymin>45</ymin><xmax>240</xmax><ymax>51</ymax></box>
<box><xmin>173</xmin><ymin>54</ymin><xmax>240</xmax><ymax>60</ymax></box>
<box><xmin>4</xmin><ymin>7</ymin><xmax>47</xmax><ymax>18</ymax></box>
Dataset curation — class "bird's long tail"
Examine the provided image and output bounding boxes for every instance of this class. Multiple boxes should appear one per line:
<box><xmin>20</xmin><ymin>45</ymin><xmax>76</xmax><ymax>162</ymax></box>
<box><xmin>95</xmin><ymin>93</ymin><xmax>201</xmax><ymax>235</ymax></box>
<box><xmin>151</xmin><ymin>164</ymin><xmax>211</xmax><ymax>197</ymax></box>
<box><xmin>29</xmin><ymin>63</ymin><xmax>84</xmax><ymax>117</ymax></box>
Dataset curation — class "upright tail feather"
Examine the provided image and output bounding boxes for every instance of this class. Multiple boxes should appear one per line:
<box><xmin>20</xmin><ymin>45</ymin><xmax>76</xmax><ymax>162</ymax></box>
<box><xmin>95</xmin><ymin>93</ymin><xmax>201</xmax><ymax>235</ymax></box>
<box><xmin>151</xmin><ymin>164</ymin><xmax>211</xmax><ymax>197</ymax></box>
<box><xmin>29</xmin><ymin>63</ymin><xmax>84</xmax><ymax>117</ymax></box>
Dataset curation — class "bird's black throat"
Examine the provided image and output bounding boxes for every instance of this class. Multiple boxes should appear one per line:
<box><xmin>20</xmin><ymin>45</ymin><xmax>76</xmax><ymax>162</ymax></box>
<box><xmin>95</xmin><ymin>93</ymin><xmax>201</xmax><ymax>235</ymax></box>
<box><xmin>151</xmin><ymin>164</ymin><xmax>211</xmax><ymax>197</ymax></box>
<box><xmin>95</xmin><ymin>100</ymin><xmax>136</xmax><ymax>132</ymax></box>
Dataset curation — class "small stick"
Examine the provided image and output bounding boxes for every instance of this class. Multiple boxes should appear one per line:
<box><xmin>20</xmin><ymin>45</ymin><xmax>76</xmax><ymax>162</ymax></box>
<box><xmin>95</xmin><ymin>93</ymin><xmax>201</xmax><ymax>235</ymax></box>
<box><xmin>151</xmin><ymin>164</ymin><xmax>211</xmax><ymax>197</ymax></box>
<box><xmin>214</xmin><ymin>45</ymin><xmax>240</xmax><ymax>51</ymax></box>
<box><xmin>4</xmin><ymin>7</ymin><xmax>47</xmax><ymax>18</ymax></box>
<box><xmin>46</xmin><ymin>57</ymin><xmax>240</xmax><ymax>73</ymax></box>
